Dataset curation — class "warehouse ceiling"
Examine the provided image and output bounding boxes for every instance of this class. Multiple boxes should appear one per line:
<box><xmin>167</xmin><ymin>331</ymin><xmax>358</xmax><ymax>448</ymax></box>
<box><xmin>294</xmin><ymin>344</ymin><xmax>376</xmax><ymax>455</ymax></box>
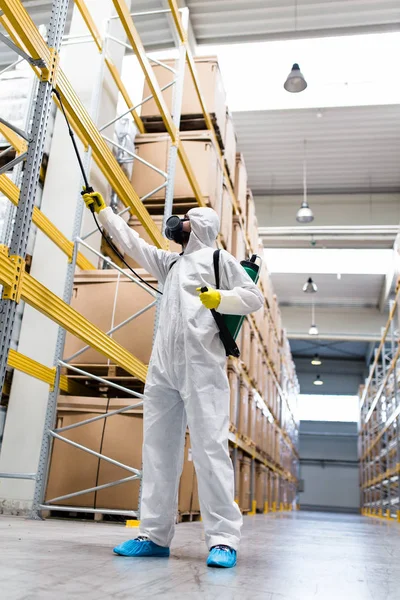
<box><xmin>1</xmin><ymin>1</ymin><xmax>399</xmax><ymax>66</ymax></box>
<box><xmin>233</xmin><ymin>105</ymin><xmax>400</xmax><ymax>196</ymax></box>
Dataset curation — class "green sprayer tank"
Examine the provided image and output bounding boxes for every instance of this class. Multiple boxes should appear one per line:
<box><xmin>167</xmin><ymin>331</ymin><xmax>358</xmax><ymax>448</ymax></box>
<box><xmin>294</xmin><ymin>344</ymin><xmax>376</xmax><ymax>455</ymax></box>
<box><xmin>224</xmin><ymin>254</ymin><xmax>261</xmax><ymax>340</ymax></box>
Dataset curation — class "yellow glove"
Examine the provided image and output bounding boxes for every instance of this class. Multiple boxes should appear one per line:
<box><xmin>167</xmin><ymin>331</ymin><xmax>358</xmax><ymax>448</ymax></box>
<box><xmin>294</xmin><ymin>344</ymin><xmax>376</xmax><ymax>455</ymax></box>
<box><xmin>196</xmin><ymin>286</ymin><xmax>221</xmax><ymax>310</ymax></box>
<box><xmin>82</xmin><ymin>190</ymin><xmax>106</xmax><ymax>214</ymax></box>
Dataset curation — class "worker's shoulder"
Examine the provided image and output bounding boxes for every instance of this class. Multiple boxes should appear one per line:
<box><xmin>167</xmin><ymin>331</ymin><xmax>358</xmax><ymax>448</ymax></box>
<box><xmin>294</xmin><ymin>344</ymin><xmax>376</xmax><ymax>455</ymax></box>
<box><xmin>219</xmin><ymin>248</ymin><xmax>239</xmax><ymax>265</ymax></box>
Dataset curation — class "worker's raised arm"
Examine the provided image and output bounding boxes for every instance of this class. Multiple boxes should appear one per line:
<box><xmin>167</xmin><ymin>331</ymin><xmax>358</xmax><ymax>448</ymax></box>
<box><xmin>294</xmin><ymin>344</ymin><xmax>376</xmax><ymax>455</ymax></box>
<box><xmin>82</xmin><ymin>192</ymin><xmax>177</xmax><ymax>283</ymax></box>
<box><xmin>217</xmin><ymin>250</ymin><xmax>264</xmax><ymax>316</ymax></box>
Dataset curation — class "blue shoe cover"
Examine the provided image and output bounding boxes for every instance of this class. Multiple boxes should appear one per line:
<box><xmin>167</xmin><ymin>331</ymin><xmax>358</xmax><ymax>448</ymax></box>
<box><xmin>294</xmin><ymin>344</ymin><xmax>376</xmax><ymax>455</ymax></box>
<box><xmin>207</xmin><ymin>544</ymin><xmax>237</xmax><ymax>568</ymax></box>
<box><xmin>113</xmin><ymin>536</ymin><xmax>170</xmax><ymax>557</ymax></box>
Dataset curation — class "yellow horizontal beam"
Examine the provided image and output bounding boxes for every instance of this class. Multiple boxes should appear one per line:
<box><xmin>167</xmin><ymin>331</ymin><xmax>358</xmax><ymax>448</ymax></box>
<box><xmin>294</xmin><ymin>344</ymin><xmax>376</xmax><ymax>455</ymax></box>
<box><xmin>0</xmin><ymin>1</ymin><xmax>165</xmax><ymax>249</ymax></box>
<box><xmin>7</xmin><ymin>348</ymin><xmax>56</xmax><ymax>388</ymax></box>
<box><xmin>6</xmin><ymin>348</ymin><xmax>85</xmax><ymax>394</ymax></box>
<box><xmin>0</xmin><ymin>174</ymin><xmax>94</xmax><ymax>270</ymax></box>
<box><xmin>0</xmin><ymin>251</ymin><xmax>147</xmax><ymax>381</ymax></box>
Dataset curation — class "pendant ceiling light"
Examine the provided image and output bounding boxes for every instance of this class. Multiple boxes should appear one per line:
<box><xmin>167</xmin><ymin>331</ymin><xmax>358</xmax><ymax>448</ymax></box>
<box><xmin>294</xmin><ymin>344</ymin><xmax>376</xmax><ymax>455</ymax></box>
<box><xmin>311</xmin><ymin>354</ymin><xmax>322</xmax><ymax>366</ymax></box>
<box><xmin>313</xmin><ymin>374</ymin><xmax>324</xmax><ymax>386</ymax></box>
<box><xmin>308</xmin><ymin>298</ymin><xmax>318</xmax><ymax>336</ymax></box>
<box><xmin>303</xmin><ymin>277</ymin><xmax>318</xmax><ymax>293</ymax></box>
<box><xmin>284</xmin><ymin>2</ymin><xmax>307</xmax><ymax>94</ymax></box>
<box><xmin>284</xmin><ymin>63</ymin><xmax>307</xmax><ymax>93</ymax></box>
<box><xmin>296</xmin><ymin>140</ymin><xmax>314</xmax><ymax>223</ymax></box>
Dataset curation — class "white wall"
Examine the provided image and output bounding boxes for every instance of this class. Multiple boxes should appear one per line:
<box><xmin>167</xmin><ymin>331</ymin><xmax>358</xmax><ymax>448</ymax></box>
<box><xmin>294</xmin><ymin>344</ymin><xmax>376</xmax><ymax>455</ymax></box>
<box><xmin>299</xmin><ymin>421</ymin><xmax>359</xmax><ymax>513</ymax></box>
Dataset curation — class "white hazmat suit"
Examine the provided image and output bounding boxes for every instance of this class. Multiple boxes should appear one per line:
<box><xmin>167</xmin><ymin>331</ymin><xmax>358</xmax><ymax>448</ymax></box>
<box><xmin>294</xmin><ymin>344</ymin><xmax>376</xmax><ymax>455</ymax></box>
<box><xmin>98</xmin><ymin>206</ymin><xmax>264</xmax><ymax>550</ymax></box>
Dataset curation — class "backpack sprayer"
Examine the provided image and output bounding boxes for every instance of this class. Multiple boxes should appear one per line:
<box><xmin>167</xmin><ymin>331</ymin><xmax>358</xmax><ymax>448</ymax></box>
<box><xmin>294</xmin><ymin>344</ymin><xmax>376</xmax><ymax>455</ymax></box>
<box><xmin>201</xmin><ymin>250</ymin><xmax>261</xmax><ymax>358</ymax></box>
<box><xmin>54</xmin><ymin>88</ymin><xmax>262</xmax><ymax>357</ymax></box>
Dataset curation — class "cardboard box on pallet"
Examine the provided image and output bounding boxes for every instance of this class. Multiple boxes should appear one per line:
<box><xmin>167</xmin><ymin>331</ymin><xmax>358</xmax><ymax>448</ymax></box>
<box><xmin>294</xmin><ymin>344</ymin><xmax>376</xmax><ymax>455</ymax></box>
<box><xmin>46</xmin><ymin>401</ymin><xmax>143</xmax><ymax>511</ymax></box>
<box><xmin>224</xmin><ymin>109</ymin><xmax>237</xmax><ymax>185</ymax></box>
<box><xmin>63</xmin><ymin>270</ymin><xmax>157</xmax><ymax>366</ymax></box>
<box><xmin>220</xmin><ymin>183</ymin><xmax>233</xmax><ymax>252</ymax></box>
<box><xmin>45</xmin><ymin>400</ymin><xmax>107</xmax><ymax>508</ymax></box>
<box><xmin>130</xmin><ymin>131</ymin><xmax>223</xmax><ymax>213</ymax></box>
<box><xmin>141</xmin><ymin>56</ymin><xmax>227</xmax><ymax>142</ymax></box>
<box><xmin>234</xmin><ymin>153</ymin><xmax>247</xmax><ymax>218</ymax></box>
<box><xmin>239</xmin><ymin>456</ymin><xmax>251</xmax><ymax>512</ymax></box>
<box><xmin>228</xmin><ymin>363</ymin><xmax>240</xmax><ymax>428</ymax></box>
<box><xmin>231</xmin><ymin>216</ymin><xmax>246</xmax><ymax>263</ymax></box>
<box><xmin>238</xmin><ymin>378</ymin><xmax>249</xmax><ymax>438</ymax></box>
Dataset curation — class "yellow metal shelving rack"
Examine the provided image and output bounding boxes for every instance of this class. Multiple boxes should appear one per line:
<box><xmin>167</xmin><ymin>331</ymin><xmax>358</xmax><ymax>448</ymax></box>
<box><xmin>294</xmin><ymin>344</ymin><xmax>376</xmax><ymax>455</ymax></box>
<box><xmin>0</xmin><ymin>0</ymin><xmax>298</xmax><ymax>518</ymax></box>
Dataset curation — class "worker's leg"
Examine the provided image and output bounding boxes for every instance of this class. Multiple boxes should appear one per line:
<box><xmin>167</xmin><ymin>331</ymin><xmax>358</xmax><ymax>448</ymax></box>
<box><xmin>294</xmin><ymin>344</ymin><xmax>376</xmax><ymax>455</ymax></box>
<box><xmin>183</xmin><ymin>367</ymin><xmax>242</xmax><ymax>550</ymax></box>
<box><xmin>139</xmin><ymin>367</ymin><xmax>187</xmax><ymax>548</ymax></box>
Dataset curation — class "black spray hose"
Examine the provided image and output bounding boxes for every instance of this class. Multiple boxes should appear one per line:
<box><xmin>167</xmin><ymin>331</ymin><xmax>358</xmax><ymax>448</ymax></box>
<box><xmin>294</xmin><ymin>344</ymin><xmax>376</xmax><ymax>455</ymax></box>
<box><xmin>52</xmin><ymin>88</ymin><xmax>162</xmax><ymax>296</ymax></box>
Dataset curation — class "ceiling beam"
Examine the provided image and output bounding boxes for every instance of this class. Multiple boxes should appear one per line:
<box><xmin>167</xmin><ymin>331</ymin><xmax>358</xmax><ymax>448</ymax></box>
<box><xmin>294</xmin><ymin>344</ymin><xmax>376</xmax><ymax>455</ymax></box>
<box><xmin>195</xmin><ymin>22</ymin><xmax>400</xmax><ymax>47</ymax></box>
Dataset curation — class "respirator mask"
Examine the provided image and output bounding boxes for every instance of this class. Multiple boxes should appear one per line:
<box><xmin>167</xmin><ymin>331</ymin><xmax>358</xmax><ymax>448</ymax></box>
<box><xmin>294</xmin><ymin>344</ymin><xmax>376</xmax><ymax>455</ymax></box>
<box><xmin>165</xmin><ymin>215</ymin><xmax>190</xmax><ymax>245</ymax></box>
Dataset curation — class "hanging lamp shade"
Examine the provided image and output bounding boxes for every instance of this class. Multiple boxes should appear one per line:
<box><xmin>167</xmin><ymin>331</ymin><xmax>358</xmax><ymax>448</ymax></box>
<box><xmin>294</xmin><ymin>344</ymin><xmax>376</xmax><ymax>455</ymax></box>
<box><xmin>284</xmin><ymin>63</ymin><xmax>307</xmax><ymax>93</ymax></box>
<box><xmin>311</xmin><ymin>354</ymin><xmax>322</xmax><ymax>366</ymax></box>
<box><xmin>309</xmin><ymin>324</ymin><xmax>318</xmax><ymax>336</ymax></box>
<box><xmin>303</xmin><ymin>277</ymin><xmax>318</xmax><ymax>293</ymax></box>
<box><xmin>313</xmin><ymin>374</ymin><xmax>324</xmax><ymax>386</ymax></box>
<box><xmin>296</xmin><ymin>200</ymin><xmax>314</xmax><ymax>223</ymax></box>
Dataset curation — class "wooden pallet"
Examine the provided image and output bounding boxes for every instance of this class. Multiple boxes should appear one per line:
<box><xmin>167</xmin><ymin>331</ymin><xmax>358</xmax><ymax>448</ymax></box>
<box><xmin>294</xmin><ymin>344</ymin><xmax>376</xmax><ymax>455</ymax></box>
<box><xmin>177</xmin><ymin>512</ymin><xmax>201</xmax><ymax>523</ymax></box>
<box><xmin>44</xmin><ymin>509</ymin><xmax>130</xmax><ymax>523</ymax></box>
<box><xmin>60</xmin><ymin>363</ymin><xmax>145</xmax><ymax>397</ymax></box>
<box><xmin>141</xmin><ymin>113</ymin><xmax>224</xmax><ymax>150</ymax></box>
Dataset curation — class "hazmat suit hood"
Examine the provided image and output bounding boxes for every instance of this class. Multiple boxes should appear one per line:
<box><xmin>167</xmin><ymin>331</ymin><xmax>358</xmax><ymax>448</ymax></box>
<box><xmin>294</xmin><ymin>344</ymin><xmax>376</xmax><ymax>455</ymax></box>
<box><xmin>184</xmin><ymin>207</ymin><xmax>220</xmax><ymax>254</ymax></box>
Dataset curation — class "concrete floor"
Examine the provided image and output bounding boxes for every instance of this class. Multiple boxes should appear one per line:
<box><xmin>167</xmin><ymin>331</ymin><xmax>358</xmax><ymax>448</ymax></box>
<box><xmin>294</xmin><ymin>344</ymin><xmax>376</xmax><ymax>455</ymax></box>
<box><xmin>1</xmin><ymin>511</ymin><xmax>400</xmax><ymax>600</ymax></box>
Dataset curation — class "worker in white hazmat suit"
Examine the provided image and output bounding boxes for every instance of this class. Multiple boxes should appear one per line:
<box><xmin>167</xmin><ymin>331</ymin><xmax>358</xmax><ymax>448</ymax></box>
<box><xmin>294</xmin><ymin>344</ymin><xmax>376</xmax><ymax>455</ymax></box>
<box><xmin>83</xmin><ymin>191</ymin><xmax>264</xmax><ymax>568</ymax></box>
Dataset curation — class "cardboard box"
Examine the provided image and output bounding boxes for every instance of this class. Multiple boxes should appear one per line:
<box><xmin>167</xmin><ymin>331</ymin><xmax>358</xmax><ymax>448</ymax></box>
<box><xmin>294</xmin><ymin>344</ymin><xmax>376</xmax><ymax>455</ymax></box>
<box><xmin>228</xmin><ymin>365</ymin><xmax>240</xmax><ymax>428</ymax></box>
<box><xmin>45</xmin><ymin>401</ymin><xmax>143</xmax><ymax>511</ymax></box>
<box><xmin>220</xmin><ymin>183</ymin><xmax>233</xmax><ymax>252</ymax></box>
<box><xmin>234</xmin><ymin>153</ymin><xmax>247</xmax><ymax>218</ymax></box>
<box><xmin>130</xmin><ymin>131</ymin><xmax>223</xmax><ymax>212</ymax></box>
<box><xmin>238</xmin><ymin>378</ymin><xmax>249</xmax><ymax>438</ymax></box>
<box><xmin>240</xmin><ymin>317</ymin><xmax>251</xmax><ymax>371</ymax></box>
<box><xmin>224</xmin><ymin>109</ymin><xmax>237</xmax><ymax>185</ymax></box>
<box><xmin>248</xmin><ymin>390</ymin><xmax>257</xmax><ymax>443</ymax></box>
<box><xmin>249</xmin><ymin>330</ymin><xmax>259</xmax><ymax>384</ymax></box>
<box><xmin>178</xmin><ymin>433</ymin><xmax>195</xmax><ymax>513</ymax></box>
<box><xmin>96</xmin><ymin>411</ymin><xmax>143</xmax><ymax>510</ymax></box>
<box><xmin>231</xmin><ymin>216</ymin><xmax>246</xmax><ymax>263</ymax></box>
<box><xmin>45</xmin><ymin>405</ymin><xmax>106</xmax><ymax>508</ymax></box>
<box><xmin>255</xmin><ymin>464</ymin><xmax>267</xmax><ymax>512</ymax></box>
<box><xmin>63</xmin><ymin>270</ymin><xmax>157</xmax><ymax>366</ymax></box>
<box><xmin>239</xmin><ymin>456</ymin><xmax>251</xmax><ymax>511</ymax></box>
<box><xmin>255</xmin><ymin>405</ymin><xmax>263</xmax><ymax>448</ymax></box>
<box><xmin>231</xmin><ymin>448</ymin><xmax>242</xmax><ymax>502</ymax></box>
<box><xmin>141</xmin><ymin>56</ymin><xmax>227</xmax><ymax>140</ymax></box>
